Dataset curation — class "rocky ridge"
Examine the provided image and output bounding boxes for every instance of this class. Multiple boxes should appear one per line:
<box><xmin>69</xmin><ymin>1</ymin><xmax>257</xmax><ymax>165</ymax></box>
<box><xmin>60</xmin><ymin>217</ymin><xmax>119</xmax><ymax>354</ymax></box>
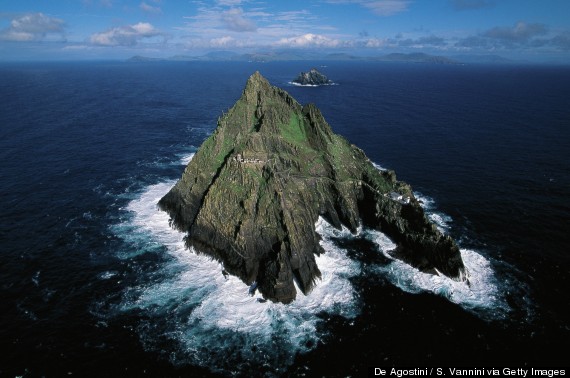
<box><xmin>159</xmin><ymin>71</ymin><xmax>467</xmax><ymax>303</ymax></box>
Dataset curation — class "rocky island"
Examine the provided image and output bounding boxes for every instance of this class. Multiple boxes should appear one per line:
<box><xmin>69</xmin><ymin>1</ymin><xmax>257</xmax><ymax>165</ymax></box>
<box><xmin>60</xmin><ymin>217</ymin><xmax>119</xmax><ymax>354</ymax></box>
<box><xmin>292</xmin><ymin>68</ymin><xmax>333</xmax><ymax>86</ymax></box>
<box><xmin>159</xmin><ymin>72</ymin><xmax>467</xmax><ymax>303</ymax></box>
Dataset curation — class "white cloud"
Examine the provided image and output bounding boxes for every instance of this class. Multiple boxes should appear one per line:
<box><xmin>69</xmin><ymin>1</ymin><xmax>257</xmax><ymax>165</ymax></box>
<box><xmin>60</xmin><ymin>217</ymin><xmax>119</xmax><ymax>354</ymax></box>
<box><xmin>178</xmin><ymin>4</ymin><xmax>343</xmax><ymax>50</ymax></box>
<box><xmin>484</xmin><ymin>21</ymin><xmax>547</xmax><ymax>42</ymax></box>
<box><xmin>364</xmin><ymin>38</ymin><xmax>387</xmax><ymax>47</ymax></box>
<box><xmin>450</xmin><ymin>0</ymin><xmax>495</xmax><ymax>11</ymax></box>
<box><xmin>275</xmin><ymin>33</ymin><xmax>341</xmax><ymax>48</ymax></box>
<box><xmin>210</xmin><ymin>36</ymin><xmax>235</xmax><ymax>47</ymax></box>
<box><xmin>90</xmin><ymin>22</ymin><xmax>161</xmax><ymax>46</ymax></box>
<box><xmin>181</xmin><ymin>35</ymin><xmax>256</xmax><ymax>49</ymax></box>
<box><xmin>363</xmin><ymin>0</ymin><xmax>411</xmax><ymax>16</ymax></box>
<box><xmin>456</xmin><ymin>21</ymin><xmax>551</xmax><ymax>51</ymax></box>
<box><xmin>0</xmin><ymin>13</ymin><xmax>66</xmax><ymax>42</ymax></box>
<box><xmin>140</xmin><ymin>1</ymin><xmax>162</xmax><ymax>14</ymax></box>
<box><xmin>326</xmin><ymin>0</ymin><xmax>410</xmax><ymax>16</ymax></box>
<box><xmin>81</xmin><ymin>0</ymin><xmax>114</xmax><ymax>7</ymax></box>
<box><xmin>274</xmin><ymin>10</ymin><xmax>311</xmax><ymax>22</ymax></box>
<box><xmin>221</xmin><ymin>8</ymin><xmax>256</xmax><ymax>32</ymax></box>
<box><xmin>396</xmin><ymin>35</ymin><xmax>446</xmax><ymax>47</ymax></box>
<box><xmin>62</xmin><ymin>44</ymin><xmax>92</xmax><ymax>50</ymax></box>
<box><xmin>217</xmin><ymin>0</ymin><xmax>245</xmax><ymax>5</ymax></box>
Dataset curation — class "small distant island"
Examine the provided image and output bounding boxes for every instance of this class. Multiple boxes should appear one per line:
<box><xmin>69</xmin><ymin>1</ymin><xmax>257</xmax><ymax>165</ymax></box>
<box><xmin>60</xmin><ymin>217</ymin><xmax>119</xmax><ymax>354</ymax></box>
<box><xmin>292</xmin><ymin>68</ymin><xmax>334</xmax><ymax>86</ymax></box>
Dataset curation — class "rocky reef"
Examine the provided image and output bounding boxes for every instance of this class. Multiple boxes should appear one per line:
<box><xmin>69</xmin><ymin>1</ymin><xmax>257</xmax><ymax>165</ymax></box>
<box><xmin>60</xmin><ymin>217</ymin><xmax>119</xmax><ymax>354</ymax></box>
<box><xmin>159</xmin><ymin>71</ymin><xmax>467</xmax><ymax>303</ymax></box>
<box><xmin>292</xmin><ymin>68</ymin><xmax>333</xmax><ymax>86</ymax></box>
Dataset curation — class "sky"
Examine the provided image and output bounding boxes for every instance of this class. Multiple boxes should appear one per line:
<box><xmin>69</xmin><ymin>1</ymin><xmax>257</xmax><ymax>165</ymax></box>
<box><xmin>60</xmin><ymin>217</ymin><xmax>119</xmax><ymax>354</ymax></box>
<box><xmin>1</xmin><ymin>0</ymin><xmax>569</xmax><ymax>62</ymax></box>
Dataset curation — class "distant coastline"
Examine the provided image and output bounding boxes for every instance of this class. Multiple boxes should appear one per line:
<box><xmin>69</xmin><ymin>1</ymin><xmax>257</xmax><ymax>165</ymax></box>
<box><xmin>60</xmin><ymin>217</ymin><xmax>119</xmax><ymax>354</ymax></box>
<box><xmin>127</xmin><ymin>51</ymin><xmax>515</xmax><ymax>65</ymax></box>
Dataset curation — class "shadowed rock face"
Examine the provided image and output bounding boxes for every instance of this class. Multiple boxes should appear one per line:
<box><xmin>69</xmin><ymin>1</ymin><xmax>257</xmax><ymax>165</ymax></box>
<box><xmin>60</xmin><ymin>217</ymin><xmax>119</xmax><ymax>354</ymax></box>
<box><xmin>159</xmin><ymin>71</ymin><xmax>467</xmax><ymax>303</ymax></box>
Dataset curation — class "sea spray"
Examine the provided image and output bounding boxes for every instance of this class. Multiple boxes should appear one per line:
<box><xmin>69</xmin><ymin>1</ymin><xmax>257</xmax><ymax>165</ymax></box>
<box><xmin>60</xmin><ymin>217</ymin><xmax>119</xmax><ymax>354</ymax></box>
<box><xmin>112</xmin><ymin>179</ymin><xmax>360</xmax><ymax>372</ymax></box>
<box><xmin>105</xmin><ymin>152</ymin><xmax>510</xmax><ymax>374</ymax></box>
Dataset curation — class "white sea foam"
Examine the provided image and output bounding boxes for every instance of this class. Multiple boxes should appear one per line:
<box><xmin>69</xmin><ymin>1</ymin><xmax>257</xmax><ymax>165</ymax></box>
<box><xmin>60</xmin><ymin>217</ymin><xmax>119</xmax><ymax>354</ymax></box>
<box><xmin>371</xmin><ymin>161</ymin><xmax>451</xmax><ymax>233</ymax></box>
<box><xmin>32</xmin><ymin>271</ymin><xmax>40</xmax><ymax>286</ymax></box>
<box><xmin>370</xmin><ymin>160</ymin><xmax>452</xmax><ymax>234</ymax></box>
<box><xmin>368</xmin><ymin>162</ymin><xmax>507</xmax><ymax>316</ymax></box>
<box><xmin>371</xmin><ymin>161</ymin><xmax>388</xmax><ymax>171</ymax></box>
<box><xmin>313</xmin><ymin>220</ymin><xmax>507</xmax><ymax>319</ymax></box>
<box><xmin>98</xmin><ymin>271</ymin><xmax>118</xmax><ymax>280</ymax></box>
<box><xmin>428</xmin><ymin>212</ymin><xmax>453</xmax><ymax>233</ymax></box>
<box><xmin>288</xmin><ymin>81</ymin><xmax>339</xmax><ymax>87</ymax></box>
<box><xmin>114</xmin><ymin>181</ymin><xmax>359</xmax><ymax>372</ymax></box>
<box><xmin>369</xmin><ymin>232</ymin><xmax>509</xmax><ymax>319</ymax></box>
<box><xmin>177</xmin><ymin>152</ymin><xmax>195</xmax><ymax>165</ymax></box>
<box><xmin>413</xmin><ymin>192</ymin><xmax>452</xmax><ymax>233</ymax></box>
<box><xmin>110</xmin><ymin>156</ymin><xmax>508</xmax><ymax>372</ymax></box>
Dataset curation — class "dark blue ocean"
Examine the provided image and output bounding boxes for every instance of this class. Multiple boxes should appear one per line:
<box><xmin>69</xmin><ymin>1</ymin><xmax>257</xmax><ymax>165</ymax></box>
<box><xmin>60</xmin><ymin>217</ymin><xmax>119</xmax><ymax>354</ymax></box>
<box><xmin>1</xmin><ymin>61</ymin><xmax>569</xmax><ymax>377</ymax></box>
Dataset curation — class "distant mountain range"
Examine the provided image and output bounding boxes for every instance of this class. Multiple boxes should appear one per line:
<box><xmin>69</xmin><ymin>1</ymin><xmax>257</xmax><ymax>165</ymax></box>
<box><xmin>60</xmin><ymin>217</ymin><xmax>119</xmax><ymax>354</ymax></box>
<box><xmin>127</xmin><ymin>51</ymin><xmax>515</xmax><ymax>64</ymax></box>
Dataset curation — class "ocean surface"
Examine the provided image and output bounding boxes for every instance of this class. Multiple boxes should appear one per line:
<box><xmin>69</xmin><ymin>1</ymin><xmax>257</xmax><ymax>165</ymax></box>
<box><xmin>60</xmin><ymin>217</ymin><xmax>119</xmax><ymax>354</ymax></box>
<box><xmin>0</xmin><ymin>61</ymin><xmax>568</xmax><ymax>376</ymax></box>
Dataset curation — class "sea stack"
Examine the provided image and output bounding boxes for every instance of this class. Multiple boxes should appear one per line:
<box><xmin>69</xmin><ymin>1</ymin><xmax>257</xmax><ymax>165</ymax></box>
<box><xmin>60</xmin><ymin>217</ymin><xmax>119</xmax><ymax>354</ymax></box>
<box><xmin>292</xmin><ymin>68</ymin><xmax>333</xmax><ymax>86</ymax></box>
<box><xmin>159</xmin><ymin>72</ymin><xmax>467</xmax><ymax>303</ymax></box>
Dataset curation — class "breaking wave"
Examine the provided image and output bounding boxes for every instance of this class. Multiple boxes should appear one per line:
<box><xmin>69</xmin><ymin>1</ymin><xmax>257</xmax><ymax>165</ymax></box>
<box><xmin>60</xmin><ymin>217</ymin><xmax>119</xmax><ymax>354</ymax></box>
<box><xmin>288</xmin><ymin>81</ymin><xmax>339</xmax><ymax>87</ymax></box>
<box><xmin>373</xmin><ymin>241</ymin><xmax>509</xmax><ymax>319</ymax></box>
<box><xmin>318</xmin><ymin>222</ymin><xmax>509</xmax><ymax>321</ymax></box>
<box><xmin>108</xmin><ymin>153</ymin><xmax>360</xmax><ymax>374</ymax></box>
<box><xmin>414</xmin><ymin>192</ymin><xmax>454</xmax><ymax>233</ymax></box>
<box><xmin>106</xmin><ymin>153</ymin><xmax>511</xmax><ymax>374</ymax></box>
<box><xmin>176</xmin><ymin>152</ymin><xmax>195</xmax><ymax>165</ymax></box>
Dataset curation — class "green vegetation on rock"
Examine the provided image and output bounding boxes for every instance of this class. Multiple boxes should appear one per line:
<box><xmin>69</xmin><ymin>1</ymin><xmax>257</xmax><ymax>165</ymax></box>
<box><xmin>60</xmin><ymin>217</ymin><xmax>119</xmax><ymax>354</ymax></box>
<box><xmin>159</xmin><ymin>71</ymin><xmax>467</xmax><ymax>304</ymax></box>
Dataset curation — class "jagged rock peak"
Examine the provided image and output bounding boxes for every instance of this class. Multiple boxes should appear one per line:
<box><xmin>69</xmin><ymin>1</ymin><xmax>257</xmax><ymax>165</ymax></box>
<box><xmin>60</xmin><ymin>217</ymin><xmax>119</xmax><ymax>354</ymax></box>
<box><xmin>158</xmin><ymin>72</ymin><xmax>467</xmax><ymax>304</ymax></box>
<box><xmin>242</xmin><ymin>71</ymin><xmax>300</xmax><ymax>110</ymax></box>
<box><xmin>244</xmin><ymin>71</ymin><xmax>270</xmax><ymax>93</ymax></box>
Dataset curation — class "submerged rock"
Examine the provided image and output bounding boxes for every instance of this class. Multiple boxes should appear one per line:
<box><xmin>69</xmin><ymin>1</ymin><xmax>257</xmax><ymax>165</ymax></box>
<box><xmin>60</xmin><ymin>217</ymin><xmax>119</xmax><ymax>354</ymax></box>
<box><xmin>159</xmin><ymin>71</ymin><xmax>467</xmax><ymax>303</ymax></box>
<box><xmin>292</xmin><ymin>68</ymin><xmax>333</xmax><ymax>86</ymax></box>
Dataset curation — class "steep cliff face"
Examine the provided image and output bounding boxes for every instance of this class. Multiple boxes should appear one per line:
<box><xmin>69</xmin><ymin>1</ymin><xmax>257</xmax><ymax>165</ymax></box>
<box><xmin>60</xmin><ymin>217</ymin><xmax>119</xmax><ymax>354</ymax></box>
<box><xmin>159</xmin><ymin>71</ymin><xmax>467</xmax><ymax>303</ymax></box>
